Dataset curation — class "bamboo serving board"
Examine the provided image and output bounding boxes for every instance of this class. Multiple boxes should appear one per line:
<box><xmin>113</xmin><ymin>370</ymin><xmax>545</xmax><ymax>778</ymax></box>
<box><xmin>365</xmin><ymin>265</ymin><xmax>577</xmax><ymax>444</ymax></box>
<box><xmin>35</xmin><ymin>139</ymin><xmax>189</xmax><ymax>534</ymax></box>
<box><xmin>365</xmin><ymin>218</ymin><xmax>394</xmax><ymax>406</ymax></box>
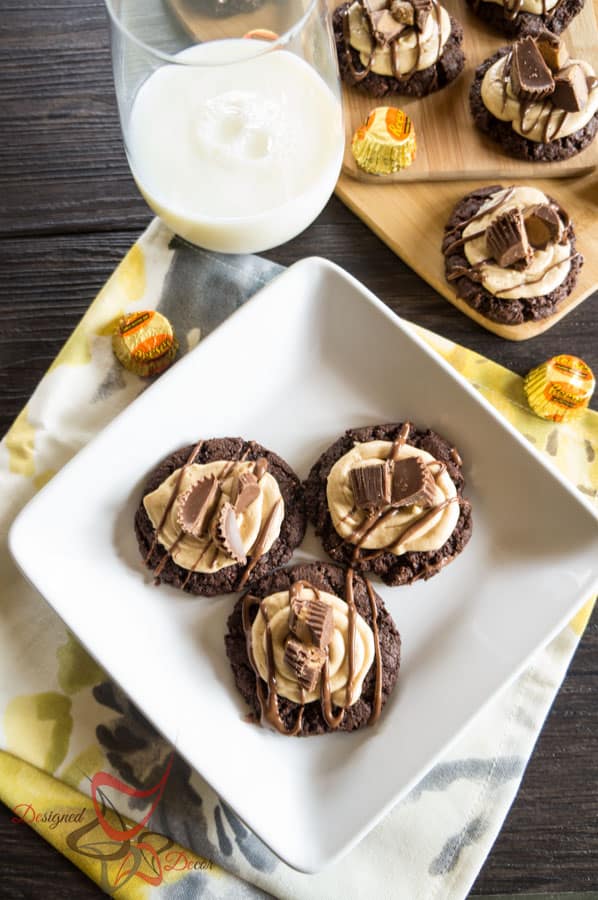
<box><xmin>340</xmin><ymin>0</ymin><xmax>598</xmax><ymax>182</ymax></box>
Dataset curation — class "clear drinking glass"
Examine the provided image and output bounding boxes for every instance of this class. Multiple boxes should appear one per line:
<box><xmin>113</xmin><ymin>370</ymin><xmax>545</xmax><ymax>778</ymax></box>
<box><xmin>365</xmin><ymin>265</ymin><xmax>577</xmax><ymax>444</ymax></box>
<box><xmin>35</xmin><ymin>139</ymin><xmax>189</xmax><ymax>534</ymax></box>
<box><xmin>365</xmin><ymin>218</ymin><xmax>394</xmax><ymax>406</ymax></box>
<box><xmin>104</xmin><ymin>0</ymin><xmax>344</xmax><ymax>253</ymax></box>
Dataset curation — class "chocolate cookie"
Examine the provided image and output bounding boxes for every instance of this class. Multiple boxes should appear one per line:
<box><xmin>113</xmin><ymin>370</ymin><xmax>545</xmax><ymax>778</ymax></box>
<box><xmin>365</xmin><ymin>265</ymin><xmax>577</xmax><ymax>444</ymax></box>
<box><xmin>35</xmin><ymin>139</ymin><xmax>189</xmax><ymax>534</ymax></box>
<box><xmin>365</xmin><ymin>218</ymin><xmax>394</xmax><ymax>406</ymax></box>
<box><xmin>333</xmin><ymin>4</ymin><xmax>465</xmax><ymax>98</ymax></box>
<box><xmin>470</xmin><ymin>47</ymin><xmax>598</xmax><ymax>162</ymax></box>
<box><xmin>225</xmin><ymin>562</ymin><xmax>401</xmax><ymax>736</ymax></box>
<box><xmin>135</xmin><ymin>437</ymin><xmax>306</xmax><ymax>596</ymax></box>
<box><xmin>304</xmin><ymin>422</ymin><xmax>472</xmax><ymax>586</ymax></box>
<box><xmin>443</xmin><ymin>185</ymin><xmax>583</xmax><ymax>325</ymax></box>
<box><xmin>464</xmin><ymin>0</ymin><xmax>585</xmax><ymax>38</ymax></box>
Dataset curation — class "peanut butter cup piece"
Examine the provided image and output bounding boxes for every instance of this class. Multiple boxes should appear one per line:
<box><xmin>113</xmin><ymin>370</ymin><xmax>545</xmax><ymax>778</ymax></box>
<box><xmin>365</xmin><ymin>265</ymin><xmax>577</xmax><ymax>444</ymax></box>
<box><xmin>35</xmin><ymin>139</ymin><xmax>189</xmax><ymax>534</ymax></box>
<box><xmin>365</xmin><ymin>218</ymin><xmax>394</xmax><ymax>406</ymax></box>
<box><xmin>350</xmin><ymin>463</ymin><xmax>391</xmax><ymax>510</ymax></box>
<box><xmin>371</xmin><ymin>8</ymin><xmax>405</xmax><ymax>42</ymax></box>
<box><xmin>176</xmin><ymin>476</ymin><xmax>220</xmax><ymax>537</ymax></box>
<box><xmin>284</xmin><ymin>638</ymin><xmax>326</xmax><ymax>692</ymax></box>
<box><xmin>254</xmin><ymin>457</ymin><xmax>269</xmax><ymax>480</ymax></box>
<box><xmin>289</xmin><ymin>591</ymin><xmax>334</xmax><ymax>650</ymax></box>
<box><xmin>216</xmin><ymin>503</ymin><xmax>247</xmax><ymax>565</ymax></box>
<box><xmin>524</xmin><ymin>204</ymin><xmax>562</xmax><ymax>249</ymax></box>
<box><xmin>552</xmin><ymin>64</ymin><xmax>589</xmax><ymax>112</ymax></box>
<box><xmin>412</xmin><ymin>0</ymin><xmax>432</xmax><ymax>30</ymax></box>
<box><xmin>390</xmin><ymin>457</ymin><xmax>436</xmax><ymax>507</ymax></box>
<box><xmin>536</xmin><ymin>32</ymin><xmax>569</xmax><ymax>73</ymax></box>
<box><xmin>234</xmin><ymin>473</ymin><xmax>261</xmax><ymax>514</ymax></box>
<box><xmin>390</xmin><ymin>0</ymin><xmax>414</xmax><ymax>24</ymax></box>
<box><xmin>486</xmin><ymin>208</ymin><xmax>533</xmax><ymax>268</ymax></box>
<box><xmin>510</xmin><ymin>37</ymin><xmax>555</xmax><ymax>101</ymax></box>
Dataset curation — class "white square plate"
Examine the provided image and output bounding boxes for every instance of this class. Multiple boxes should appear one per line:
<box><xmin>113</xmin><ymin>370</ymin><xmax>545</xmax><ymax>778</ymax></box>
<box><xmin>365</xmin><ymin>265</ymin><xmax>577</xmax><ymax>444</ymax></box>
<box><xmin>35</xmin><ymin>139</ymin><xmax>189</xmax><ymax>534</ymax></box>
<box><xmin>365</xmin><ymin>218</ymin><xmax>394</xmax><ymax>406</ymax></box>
<box><xmin>9</xmin><ymin>258</ymin><xmax>598</xmax><ymax>873</ymax></box>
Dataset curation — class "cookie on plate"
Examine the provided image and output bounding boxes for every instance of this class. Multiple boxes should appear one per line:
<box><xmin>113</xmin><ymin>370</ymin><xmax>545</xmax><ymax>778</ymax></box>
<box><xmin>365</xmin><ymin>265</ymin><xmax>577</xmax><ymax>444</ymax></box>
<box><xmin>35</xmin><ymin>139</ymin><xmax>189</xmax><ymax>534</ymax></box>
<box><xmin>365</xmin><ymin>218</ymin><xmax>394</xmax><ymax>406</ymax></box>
<box><xmin>135</xmin><ymin>437</ymin><xmax>306</xmax><ymax>596</ymax></box>
<box><xmin>442</xmin><ymin>184</ymin><xmax>583</xmax><ymax>325</ymax></box>
<box><xmin>464</xmin><ymin>0</ymin><xmax>584</xmax><ymax>38</ymax></box>
<box><xmin>304</xmin><ymin>422</ymin><xmax>472</xmax><ymax>586</ymax></box>
<box><xmin>333</xmin><ymin>0</ymin><xmax>465</xmax><ymax>98</ymax></box>
<box><xmin>225</xmin><ymin>562</ymin><xmax>401</xmax><ymax>736</ymax></box>
<box><xmin>470</xmin><ymin>35</ymin><xmax>598</xmax><ymax>162</ymax></box>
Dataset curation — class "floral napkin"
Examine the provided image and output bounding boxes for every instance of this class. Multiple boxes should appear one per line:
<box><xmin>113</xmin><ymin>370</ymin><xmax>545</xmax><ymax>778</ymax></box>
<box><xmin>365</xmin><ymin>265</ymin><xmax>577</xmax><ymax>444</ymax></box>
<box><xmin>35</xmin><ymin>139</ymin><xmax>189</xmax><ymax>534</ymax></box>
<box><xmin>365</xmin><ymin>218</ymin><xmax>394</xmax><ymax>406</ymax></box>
<box><xmin>1</xmin><ymin>219</ymin><xmax>596</xmax><ymax>899</ymax></box>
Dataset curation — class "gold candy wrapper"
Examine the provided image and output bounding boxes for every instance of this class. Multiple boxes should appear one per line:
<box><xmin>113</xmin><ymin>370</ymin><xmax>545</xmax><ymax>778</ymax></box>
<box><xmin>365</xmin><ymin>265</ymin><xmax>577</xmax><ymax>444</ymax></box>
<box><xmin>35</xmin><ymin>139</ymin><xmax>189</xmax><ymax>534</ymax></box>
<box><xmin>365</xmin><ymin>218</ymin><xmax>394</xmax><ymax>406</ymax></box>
<box><xmin>112</xmin><ymin>310</ymin><xmax>178</xmax><ymax>377</ymax></box>
<box><xmin>524</xmin><ymin>354</ymin><xmax>595</xmax><ymax>422</ymax></box>
<box><xmin>351</xmin><ymin>107</ymin><xmax>416</xmax><ymax>175</ymax></box>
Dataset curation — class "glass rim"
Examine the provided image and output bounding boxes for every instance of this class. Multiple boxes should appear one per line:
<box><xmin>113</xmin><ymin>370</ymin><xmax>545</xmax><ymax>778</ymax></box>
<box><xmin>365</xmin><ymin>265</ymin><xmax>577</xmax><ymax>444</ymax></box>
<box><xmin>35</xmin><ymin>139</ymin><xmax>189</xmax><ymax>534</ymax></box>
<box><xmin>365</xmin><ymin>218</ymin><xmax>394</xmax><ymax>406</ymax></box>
<box><xmin>103</xmin><ymin>0</ymin><xmax>319</xmax><ymax>66</ymax></box>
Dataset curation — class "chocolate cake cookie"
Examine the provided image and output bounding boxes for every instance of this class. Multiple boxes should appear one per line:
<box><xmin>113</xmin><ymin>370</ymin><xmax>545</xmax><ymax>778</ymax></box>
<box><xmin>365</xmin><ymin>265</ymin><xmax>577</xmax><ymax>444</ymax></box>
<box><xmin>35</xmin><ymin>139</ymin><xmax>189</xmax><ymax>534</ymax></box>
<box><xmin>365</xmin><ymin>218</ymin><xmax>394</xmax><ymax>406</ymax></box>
<box><xmin>333</xmin><ymin>0</ymin><xmax>465</xmax><ymax>98</ymax></box>
<box><xmin>135</xmin><ymin>437</ymin><xmax>306</xmax><ymax>596</ymax></box>
<box><xmin>304</xmin><ymin>422</ymin><xmax>472</xmax><ymax>587</ymax></box>
<box><xmin>464</xmin><ymin>0</ymin><xmax>584</xmax><ymax>38</ymax></box>
<box><xmin>443</xmin><ymin>184</ymin><xmax>583</xmax><ymax>325</ymax></box>
<box><xmin>470</xmin><ymin>37</ymin><xmax>598</xmax><ymax>161</ymax></box>
<box><xmin>225</xmin><ymin>562</ymin><xmax>401</xmax><ymax>736</ymax></box>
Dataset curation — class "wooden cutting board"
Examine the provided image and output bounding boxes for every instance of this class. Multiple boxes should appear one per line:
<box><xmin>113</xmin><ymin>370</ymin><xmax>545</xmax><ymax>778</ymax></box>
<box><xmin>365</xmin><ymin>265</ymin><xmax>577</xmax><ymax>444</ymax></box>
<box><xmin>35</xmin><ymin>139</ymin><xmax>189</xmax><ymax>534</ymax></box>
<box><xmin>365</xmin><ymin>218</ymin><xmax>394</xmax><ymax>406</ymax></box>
<box><xmin>340</xmin><ymin>0</ymin><xmax>598</xmax><ymax>182</ymax></box>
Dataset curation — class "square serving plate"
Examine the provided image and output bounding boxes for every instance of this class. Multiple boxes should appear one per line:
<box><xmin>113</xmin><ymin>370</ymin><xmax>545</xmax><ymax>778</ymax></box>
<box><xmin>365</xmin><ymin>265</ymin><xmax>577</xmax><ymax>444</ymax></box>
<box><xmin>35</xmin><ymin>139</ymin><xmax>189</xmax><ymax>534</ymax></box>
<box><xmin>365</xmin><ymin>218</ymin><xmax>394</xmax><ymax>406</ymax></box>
<box><xmin>9</xmin><ymin>258</ymin><xmax>598</xmax><ymax>873</ymax></box>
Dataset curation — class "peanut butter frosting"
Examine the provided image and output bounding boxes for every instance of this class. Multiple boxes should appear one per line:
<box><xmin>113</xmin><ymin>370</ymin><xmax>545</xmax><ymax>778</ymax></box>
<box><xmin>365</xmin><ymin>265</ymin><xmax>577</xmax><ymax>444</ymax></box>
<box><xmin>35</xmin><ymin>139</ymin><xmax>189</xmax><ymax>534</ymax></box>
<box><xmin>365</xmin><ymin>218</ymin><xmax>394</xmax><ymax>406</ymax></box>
<box><xmin>327</xmin><ymin>440</ymin><xmax>459</xmax><ymax>553</ymax></box>
<box><xmin>462</xmin><ymin>186</ymin><xmax>572</xmax><ymax>300</ymax></box>
<box><xmin>481</xmin><ymin>55</ymin><xmax>598</xmax><ymax>143</ymax></box>
<box><xmin>347</xmin><ymin>0</ymin><xmax>451</xmax><ymax>76</ymax></box>
<box><xmin>143</xmin><ymin>460</ymin><xmax>283</xmax><ymax>573</ymax></box>
<box><xmin>250</xmin><ymin>584</ymin><xmax>375</xmax><ymax>706</ymax></box>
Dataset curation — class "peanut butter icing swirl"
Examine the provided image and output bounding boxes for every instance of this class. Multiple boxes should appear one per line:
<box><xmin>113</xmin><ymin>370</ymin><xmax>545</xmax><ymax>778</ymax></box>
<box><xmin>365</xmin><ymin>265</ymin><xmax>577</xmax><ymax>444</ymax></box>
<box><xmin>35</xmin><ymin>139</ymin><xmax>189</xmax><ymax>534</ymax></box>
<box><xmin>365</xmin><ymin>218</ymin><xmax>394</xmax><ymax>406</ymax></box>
<box><xmin>144</xmin><ymin>460</ymin><xmax>284</xmax><ymax>573</ymax></box>
<box><xmin>462</xmin><ymin>186</ymin><xmax>572</xmax><ymax>300</ymax></box>
<box><xmin>481</xmin><ymin>55</ymin><xmax>598</xmax><ymax>143</ymax></box>
<box><xmin>327</xmin><ymin>440</ymin><xmax>459</xmax><ymax>553</ymax></box>
<box><xmin>250</xmin><ymin>585</ymin><xmax>375</xmax><ymax>706</ymax></box>
<box><xmin>346</xmin><ymin>0</ymin><xmax>451</xmax><ymax>77</ymax></box>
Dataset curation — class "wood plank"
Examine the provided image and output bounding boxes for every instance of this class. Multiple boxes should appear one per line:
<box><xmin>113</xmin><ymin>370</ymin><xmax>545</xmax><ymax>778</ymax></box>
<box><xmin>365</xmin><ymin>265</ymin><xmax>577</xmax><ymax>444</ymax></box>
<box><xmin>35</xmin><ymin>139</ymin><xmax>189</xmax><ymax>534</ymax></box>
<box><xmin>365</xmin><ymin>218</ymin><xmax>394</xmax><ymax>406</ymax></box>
<box><xmin>0</xmin><ymin>1</ymin><xmax>148</xmax><ymax>235</ymax></box>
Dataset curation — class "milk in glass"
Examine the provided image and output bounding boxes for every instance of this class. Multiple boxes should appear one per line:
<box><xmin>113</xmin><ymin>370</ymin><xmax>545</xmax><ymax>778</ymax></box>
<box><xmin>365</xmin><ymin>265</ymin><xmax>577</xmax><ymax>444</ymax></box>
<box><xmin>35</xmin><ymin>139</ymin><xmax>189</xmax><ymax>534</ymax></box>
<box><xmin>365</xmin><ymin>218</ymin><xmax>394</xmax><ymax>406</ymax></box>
<box><xmin>127</xmin><ymin>40</ymin><xmax>344</xmax><ymax>252</ymax></box>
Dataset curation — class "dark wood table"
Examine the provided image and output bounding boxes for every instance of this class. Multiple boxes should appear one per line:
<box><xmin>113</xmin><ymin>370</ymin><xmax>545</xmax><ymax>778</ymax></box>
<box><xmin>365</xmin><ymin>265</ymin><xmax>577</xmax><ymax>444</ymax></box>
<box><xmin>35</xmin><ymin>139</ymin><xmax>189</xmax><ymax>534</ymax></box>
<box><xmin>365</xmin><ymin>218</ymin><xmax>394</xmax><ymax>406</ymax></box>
<box><xmin>1</xmin><ymin>2</ymin><xmax>597</xmax><ymax>897</ymax></box>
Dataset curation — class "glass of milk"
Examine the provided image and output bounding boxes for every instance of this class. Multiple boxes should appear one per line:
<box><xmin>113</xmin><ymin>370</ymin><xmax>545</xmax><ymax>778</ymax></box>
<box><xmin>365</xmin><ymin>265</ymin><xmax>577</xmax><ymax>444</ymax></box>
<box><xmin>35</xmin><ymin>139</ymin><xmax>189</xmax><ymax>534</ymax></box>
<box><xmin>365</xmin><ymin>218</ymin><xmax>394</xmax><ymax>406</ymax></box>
<box><xmin>104</xmin><ymin>0</ymin><xmax>344</xmax><ymax>253</ymax></box>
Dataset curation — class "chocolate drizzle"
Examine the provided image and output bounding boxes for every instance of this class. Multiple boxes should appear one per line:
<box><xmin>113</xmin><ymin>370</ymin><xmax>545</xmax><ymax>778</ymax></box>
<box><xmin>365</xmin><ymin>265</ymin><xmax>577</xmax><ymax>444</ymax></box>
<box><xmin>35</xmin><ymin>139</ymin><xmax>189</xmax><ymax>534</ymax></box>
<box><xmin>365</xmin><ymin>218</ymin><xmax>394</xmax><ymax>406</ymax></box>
<box><xmin>345</xmin><ymin>422</ymin><xmax>457</xmax><ymax>554</ymax></box>
<box><xmin>343</xmin><ymin>0</ymin><xmax>446</xmax><ymax>85</ymax></box>
<box><xmin>241</xmin><ymin>570</ymin><xmax>384</xmax><ymax>735</ymax></box>
<box><xmin>146</xmin><ymin>443</ymin><xmax>281</xmax><ymax>589</ymax></box>
<box><xmin>237</xmin><ymin>498</ymin><xmax>284</xmax><ymax>590</ymax></box>
<box><xmin>242</xmin><ymin>594</ymin><xmax>304</xmax><ymax>736</ymax></box>
<box><xmin>366</xmin><ymin>579</ymin><xmax>383</xmax><ymax>725</ymax></box>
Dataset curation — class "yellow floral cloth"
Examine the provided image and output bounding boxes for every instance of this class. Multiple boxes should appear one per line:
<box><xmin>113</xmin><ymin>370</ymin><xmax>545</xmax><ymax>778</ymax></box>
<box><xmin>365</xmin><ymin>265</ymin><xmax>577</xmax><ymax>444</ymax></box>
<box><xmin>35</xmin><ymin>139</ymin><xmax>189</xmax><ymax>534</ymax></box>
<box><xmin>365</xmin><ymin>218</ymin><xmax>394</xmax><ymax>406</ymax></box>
<box><xmin>0</xmin><ymin>220</ymin><xmax>596</xmax><ymax>900</ymax></box>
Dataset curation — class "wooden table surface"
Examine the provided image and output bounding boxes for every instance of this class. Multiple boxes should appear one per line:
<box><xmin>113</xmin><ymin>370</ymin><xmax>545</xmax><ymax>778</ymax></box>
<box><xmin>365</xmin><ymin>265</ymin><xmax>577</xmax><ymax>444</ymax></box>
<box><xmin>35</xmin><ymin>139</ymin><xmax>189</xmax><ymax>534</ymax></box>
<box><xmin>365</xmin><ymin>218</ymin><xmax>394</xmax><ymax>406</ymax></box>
<box><xmin>1</xmin><ymin>2</ymin><xmax>597</xmax><ymax>897</ymax></box>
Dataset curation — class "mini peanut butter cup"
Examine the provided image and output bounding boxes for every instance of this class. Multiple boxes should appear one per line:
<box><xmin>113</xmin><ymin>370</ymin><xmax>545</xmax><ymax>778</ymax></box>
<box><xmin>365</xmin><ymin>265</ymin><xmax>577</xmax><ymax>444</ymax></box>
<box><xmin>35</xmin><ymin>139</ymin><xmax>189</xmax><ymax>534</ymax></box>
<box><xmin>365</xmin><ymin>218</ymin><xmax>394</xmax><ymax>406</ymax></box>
<box><xmin>390</xmin><ymin>457</ymin><xmax>436</xmax><ymax>507</ymax></box>
<box><xmin>216</xmin><ymin>503</ymin><xmax>247</xmax><ymax>565</ymax></box>
<box><xmin>289</xmin><ymin>590</ymin><xmax>334</xmax><ymax>650</ymax></box>
<box><xmin>284</xmin><ymin>639</ymin><xmax>327</xmax><ymax>693</ymax></box>
<box><xmin>176</xmin><ymin>476</ymin><xmax>220</xmax><ymax>538</ymax></box>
